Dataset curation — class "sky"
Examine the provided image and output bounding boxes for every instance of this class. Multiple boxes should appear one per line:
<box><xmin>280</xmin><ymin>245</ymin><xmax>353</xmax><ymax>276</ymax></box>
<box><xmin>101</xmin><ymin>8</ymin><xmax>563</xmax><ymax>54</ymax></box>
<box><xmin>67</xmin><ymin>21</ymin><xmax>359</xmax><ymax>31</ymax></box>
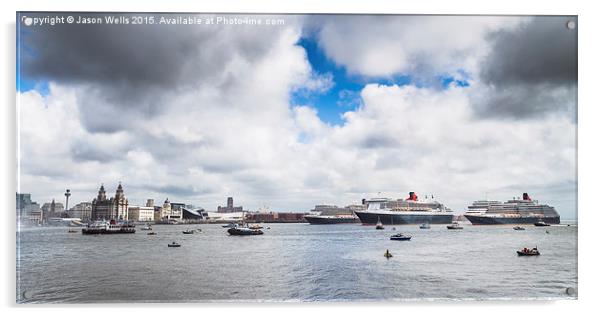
<box><xmin>16</xmin><ymin>14</ymin><xmax>577</xmax><ymax>218</ymax></box>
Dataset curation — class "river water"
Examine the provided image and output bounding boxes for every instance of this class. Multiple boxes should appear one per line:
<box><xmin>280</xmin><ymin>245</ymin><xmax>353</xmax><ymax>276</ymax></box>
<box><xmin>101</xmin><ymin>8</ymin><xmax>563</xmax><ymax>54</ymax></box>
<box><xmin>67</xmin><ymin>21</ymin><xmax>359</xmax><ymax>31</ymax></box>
<box><xmin>16</xmin><ymin>222</ymin><xmax>577</xmax><ymax>303</ymax></box>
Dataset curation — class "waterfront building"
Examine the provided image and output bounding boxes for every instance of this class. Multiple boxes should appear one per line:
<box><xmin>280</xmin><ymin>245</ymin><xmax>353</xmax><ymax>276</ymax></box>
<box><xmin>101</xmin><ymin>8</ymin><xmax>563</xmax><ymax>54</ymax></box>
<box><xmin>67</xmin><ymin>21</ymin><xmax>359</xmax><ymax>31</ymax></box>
<box><xmin>153</xmin><ymin>206</ymin><xmax>162</xmax><ymax>222</ymax></box>
<box><xmin>69</xmin><ymin>202</ymin><xmax>93</xmax><ymax>221</ymax></box>
<box><xmin>41</xmin><ymin>199</ymin><xmax>65</xmax><ymax>220</ymax></box>
<box><xmin>91</xmin><ymin>183</ymin><xmax>130</xmax><ymax>220</ymax></box>
<box><xmin>160</xmin><ymin>198</ymin><xmax>183</xmax><ymax>221</ymax></box>
<box><xmin>16</xmin><ymin>193</ymin><xmax>42</xmax><ymax>224</ymax></box>
<box><xmin>204</xmin><ymin>211</ymin><xmax>246</xmax><ymax>222</ymax></box>
<box><xmin>16</xmin><ymin>193</ymin><xmax>40</xmax><ymax>215</ymax></box>
<box><xmin>182</xmin><ymin>207</ymin><xmax>206</xmax><ymax>221</ymax></box>
<box><xmin>246</xmin><ymin>212</ymin><xmax>307</xmax><ymax>223</ymax></box>
<box><xmin>217</xmin><ymin>197</ymin><xmax>243</xmax><ymax>213</ymax></box>
<box><xmin>128</xmin><ymin>205</ymin><xmax>155</xmax><ymax>222</ymax></box>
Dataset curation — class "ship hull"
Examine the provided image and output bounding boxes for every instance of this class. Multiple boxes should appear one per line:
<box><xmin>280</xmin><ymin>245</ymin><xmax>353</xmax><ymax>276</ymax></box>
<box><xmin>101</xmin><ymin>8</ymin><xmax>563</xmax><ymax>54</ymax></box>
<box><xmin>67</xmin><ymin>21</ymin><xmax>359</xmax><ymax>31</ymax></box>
<box><xmin>304</xmin><ymin>215</ymin><xmax>360</xmax><ymax>225</ymax></box>
<box><xmin>464</xmin><ymin>215</ymin><xmax>560</xmax><ymax>225</ymax></box>
<box><xmin>82</xmin><ymin>228</ymin><xmax>135</xmax><ymax>234</ymax></box>
<box><xmin>354</xmin><ymin>211</ymin><xmax>453</xmax><ymax>225</ymax></box>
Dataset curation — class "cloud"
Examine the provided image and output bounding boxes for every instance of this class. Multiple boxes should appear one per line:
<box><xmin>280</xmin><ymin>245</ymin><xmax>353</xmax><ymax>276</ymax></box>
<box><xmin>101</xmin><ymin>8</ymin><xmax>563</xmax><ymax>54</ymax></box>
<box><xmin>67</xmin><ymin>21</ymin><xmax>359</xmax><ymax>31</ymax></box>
<box><xmin>311</xmin><ymin>15</ymin><xmax>525</xmax><ymax>78</ymax></box>
<box><xmin>20</xmin><ymin>13</ymin><xmax>305</xmax><ymax>133</ymax></box>
<box><xmin>17</xmin><ymin>14</ymin><xmax>577</xmax><ymax>218</ymax></box>
<box><xmin>472</xmin><ymin>16</ymin><xmax>577</xmax><ymax>119</ymax></box>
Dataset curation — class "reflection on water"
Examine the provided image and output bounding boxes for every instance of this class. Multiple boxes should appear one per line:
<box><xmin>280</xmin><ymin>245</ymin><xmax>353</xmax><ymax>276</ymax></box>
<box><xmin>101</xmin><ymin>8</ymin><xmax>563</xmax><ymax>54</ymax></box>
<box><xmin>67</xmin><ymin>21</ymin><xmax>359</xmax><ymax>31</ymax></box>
<box><xmin>16</xmin><ymin>223</ymin><xmax>577</xmax><ymax>302</ymax></box>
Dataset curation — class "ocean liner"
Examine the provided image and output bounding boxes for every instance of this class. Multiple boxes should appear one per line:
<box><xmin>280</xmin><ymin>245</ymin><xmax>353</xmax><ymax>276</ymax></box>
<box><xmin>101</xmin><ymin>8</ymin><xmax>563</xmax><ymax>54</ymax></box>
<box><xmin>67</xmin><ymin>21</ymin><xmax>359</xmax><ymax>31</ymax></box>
<box><xmin>304</xmin><ymin>204</ymin><xmax>363</xmax><ymax>224</ymax></box>
<box><xmin>463</xmin><ymin>193</ymin><xmax>560</xmax><ymax>225</ymax></box>
<box><xmin>354</xmin><ymin>192</ymin><xmax>454</xmax><ymax>225</ymax></box>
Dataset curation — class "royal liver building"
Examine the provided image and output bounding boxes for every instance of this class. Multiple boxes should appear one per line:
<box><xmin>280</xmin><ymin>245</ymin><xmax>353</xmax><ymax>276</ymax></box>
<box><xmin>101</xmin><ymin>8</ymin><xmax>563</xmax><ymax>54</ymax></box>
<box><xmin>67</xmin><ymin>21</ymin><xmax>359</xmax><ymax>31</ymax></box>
<box><xmin>91</xmin><ymin>183</ymin><xmax>129</xmax><ymax>220</ymax></box>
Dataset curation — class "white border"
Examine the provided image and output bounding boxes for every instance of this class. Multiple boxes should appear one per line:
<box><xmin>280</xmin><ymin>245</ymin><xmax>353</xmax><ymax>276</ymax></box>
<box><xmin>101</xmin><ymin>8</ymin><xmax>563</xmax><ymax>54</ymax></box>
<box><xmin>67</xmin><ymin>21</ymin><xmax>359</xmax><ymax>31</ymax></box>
<box><xmin>2</xmin><ymin>1</ymin><xmax>600</xmax><ymax>316</ymax></box>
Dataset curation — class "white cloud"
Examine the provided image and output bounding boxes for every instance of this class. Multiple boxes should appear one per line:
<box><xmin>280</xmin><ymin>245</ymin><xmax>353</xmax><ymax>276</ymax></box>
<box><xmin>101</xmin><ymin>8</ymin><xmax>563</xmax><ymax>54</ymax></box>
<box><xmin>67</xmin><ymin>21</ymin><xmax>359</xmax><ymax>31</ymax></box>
<box><xmin>315</xmin><ymin>16</ymin><xmax>528</xmax><ymax>78</ymax></box>
<box><xmin>17</xmin><ymin>16</ymin><xmax>576</xmax><ymax>219</ymax></box>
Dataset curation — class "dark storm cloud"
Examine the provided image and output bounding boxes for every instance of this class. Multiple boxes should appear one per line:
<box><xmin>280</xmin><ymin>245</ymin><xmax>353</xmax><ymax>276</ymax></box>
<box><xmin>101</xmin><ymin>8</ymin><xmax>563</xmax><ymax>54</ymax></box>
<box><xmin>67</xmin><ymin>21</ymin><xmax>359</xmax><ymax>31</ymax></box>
<box><xmin>475</xmin><ymin>16</ymin><xmax>577</xmax><ymax>119</ymax></box>
<box><xmin>20</xmin><ymin>13</ymin><xmax>287</xmax><ymax>133</ymax></box>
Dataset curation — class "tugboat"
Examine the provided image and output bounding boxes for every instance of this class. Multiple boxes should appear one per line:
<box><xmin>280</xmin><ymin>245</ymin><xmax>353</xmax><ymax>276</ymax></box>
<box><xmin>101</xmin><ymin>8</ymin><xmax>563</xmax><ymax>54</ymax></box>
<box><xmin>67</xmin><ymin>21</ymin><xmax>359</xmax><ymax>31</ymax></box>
<box><xmin>447</xmin><ymin>222</ymin><xmax>463</xmax><ymax>230</ymax></box>
<box><xmin>182</xmin><ymin>229</ymin><xmax>194</xmax><ymax>234</ymax></box>
<box><xmin>513</xmin><ymin>226</ymin><xmax>526</xmax><ymax>231</ymax></box>
<box><xmin>168</xmin><ymin>241</ymin><xmax>181</xmax><ymax>248</ymax></box>
<box><xmin>227</xmin><ymin>224</ymin><xmax>264</xmax><ymax>236</ymax></box>
<box><xmin>375</xmin><ymin>217</ymin><xmax>385</xmax><ymax>230</ymax></box>
<box><xmin>419</xmin><ymin>222</ymin><xmax>431</xmax><ymax>229</ymax></box>
<box><xmin>534</xmin><ymin>221</ymin><xmax>551</xmax><ymax>227</ymax></box>
<box><xmin>517</xmin><ymin>247</ymin><xmax>540</xmax><ymax>256</ymax></box>
<box><xmin>390</xmin><ymin>233</ymin><xmax>412</xmax><ymax>241</ymax></box>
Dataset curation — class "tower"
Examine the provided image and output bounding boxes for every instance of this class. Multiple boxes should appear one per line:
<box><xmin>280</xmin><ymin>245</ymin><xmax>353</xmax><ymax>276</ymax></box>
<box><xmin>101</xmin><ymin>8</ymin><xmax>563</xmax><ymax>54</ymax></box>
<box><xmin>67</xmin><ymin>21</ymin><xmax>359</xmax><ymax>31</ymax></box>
<box><xmin>64</xmin><ymin>189</ymin><xmax>71</xmax><ymax>212</ymax></box>
<box><xmin>97</xmin><ymin>184</ymin><xmax>107</xmax><ymax>201</ymax></box>
<box><xmin>227</xmin><ymin>197</ymin><xmax>233</xmax><ymax>209</ymax></box>
<box><xmin>113</xmin><ymin>182</ymin><xmax>128</xmax><ymax>220</ymax></box>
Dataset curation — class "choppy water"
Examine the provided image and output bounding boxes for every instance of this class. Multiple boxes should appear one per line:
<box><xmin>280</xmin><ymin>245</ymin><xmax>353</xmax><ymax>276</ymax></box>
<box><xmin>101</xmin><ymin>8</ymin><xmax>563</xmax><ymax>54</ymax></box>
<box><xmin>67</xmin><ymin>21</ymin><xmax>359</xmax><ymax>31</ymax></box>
<box><xmin>16</xmin><ymin>222</ymin><xmax>577</xmax><ymax>303</ymax></box>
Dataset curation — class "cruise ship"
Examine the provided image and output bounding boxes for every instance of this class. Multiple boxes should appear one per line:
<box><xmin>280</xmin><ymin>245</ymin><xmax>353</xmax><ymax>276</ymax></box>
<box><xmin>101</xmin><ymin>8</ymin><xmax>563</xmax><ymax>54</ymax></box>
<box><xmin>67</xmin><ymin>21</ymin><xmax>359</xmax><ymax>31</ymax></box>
<box><xmin>463</xmin><ymin>193</ymin><xmax>560</xmax><ymax>225</ymax></box>
<box><xmin>304</xmin><ymin>204</ymin><xmax>363</xmax><ymax>224</ymax></box>
<box><xmin>354</xmin><ymin>192</ymin><xmax>454</xmax><ymax>225</ymax></box>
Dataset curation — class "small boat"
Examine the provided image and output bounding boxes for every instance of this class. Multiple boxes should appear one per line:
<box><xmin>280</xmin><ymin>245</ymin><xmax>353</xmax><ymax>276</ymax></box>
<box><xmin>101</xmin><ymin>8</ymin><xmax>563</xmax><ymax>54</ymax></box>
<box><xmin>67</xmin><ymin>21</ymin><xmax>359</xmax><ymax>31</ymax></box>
<box><xmin>147</xmin><ymin>232</ymin><xmax>157</xmax><ymax>235</ymax></box>
<box><xmin>419</xmin><ymin>223</ymin><xmax>431</xmax><ymax>229</ymax></box>
<box><xmin>517</xmin><ymin>247</ymin><xmax>540</xmax><ymax>256</ymax></box>
<box><xmin>140</xmin><ymin>225</ymin><xmax>152</xmax><ymax>231</ymax></box>
<box><xmin>196</xmin><ymin>228</ymin><xmax>202</xmax><ymax>232</ymax></box>
<box><xmin>168</xmin><ymin>242</ymin><xmax>181</xmax><ymax>247</ymax></box>
<box><xmin>390</xmin><ymin>233</ymin><xmax>412</xmax><ymax>241</ymax></box>
<box><xmin>222</xmin><ymin>223</ymin><xmax>237</xmax><ymax>228</ymax></box>
<box><xmin>375</xmin><ymin>217</ymin><xmax>385</xmax><ymax>230</ymax></box>
<box><xmin>228</xmin><ymin>224</ymin><xmax>264</xmax><ymax>236</ymax></box>
<box><xmin>513</xmin><ymin>226</ymin><xmax>525</xmax><ymax>231</ymax></box>
<box><xmin>447</xmin><ymin>222</ymin><xmax>463</xmax><ymax>230</ymax></box>
<box><xmin>182</xmin><ymin>229</ymin><xmax>194</xmax><ymax>234</ymax></box>
<box><xmin>68</xmin><ymin>229</ymin><xmax>78</xmax><ymax>233</ymax></box>
<box><xmin>384</xmin><ymin>249</ymin><xmax>393</xmax><ymax>258</ymax></box>
<box><xmin>249</xmin><ymin>224</ymin><xmax>263</xmax><ymax>230</ymax></box>
<box><xmin>534</xmin><ymin>221</ymin><xmax>550</xmax><ymax>227</ymax></box>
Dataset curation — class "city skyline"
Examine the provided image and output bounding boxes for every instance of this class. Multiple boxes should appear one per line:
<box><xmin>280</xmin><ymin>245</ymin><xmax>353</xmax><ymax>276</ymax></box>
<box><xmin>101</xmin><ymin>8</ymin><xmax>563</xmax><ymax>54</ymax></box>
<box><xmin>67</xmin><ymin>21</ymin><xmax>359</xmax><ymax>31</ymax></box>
<box><xmin>17</xmin><ymin>14</ymin><xmax>577</xmax><ymax>219</ymax></box>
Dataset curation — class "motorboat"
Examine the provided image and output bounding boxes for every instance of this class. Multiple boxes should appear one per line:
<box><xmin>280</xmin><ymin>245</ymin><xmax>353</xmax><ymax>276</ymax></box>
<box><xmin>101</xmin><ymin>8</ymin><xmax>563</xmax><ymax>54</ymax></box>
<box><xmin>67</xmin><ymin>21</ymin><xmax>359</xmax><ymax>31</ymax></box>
<box><xmin>227</xmin><ymin>224</ymin><xmax>264</xmax><ymax>236</ymax></box>
<box><xmin>517</xmin><ymin>247</ymin><xmax>540</xmax><ymax>256</ymax></box>
<box><xmin>513</xmin><ymin>226</ymin><xmax>526</xmax><ymax>230</ymax></box>
<box><xmin>168</xmin><ymin>242</ymin><xmax>181</xmax><ymax>247</ymax></box>
<box><xmin>222</xmin><ymin>222</ymin><xmax>237</xmax><ymax>228</ymax></box>
<box><xmin>140</xmin><ymin>225</ymin><xmax>153</xmax><ymax>231</ymax></box>
<box><xmin>419</xmin><ymin>223</ymin><xmax>431</xmax><ymax>229</ymax></box>
<box><xmin>147</xmin><ymin>232</ymin><xmax>157</xmax><ymax>235</ymax></box>
<box><xmin>447</xmin><ymin>222</ymin><xmax>463</xmax><ymax>229</ymax></box>
<box><xmin>249</xmin><ymin>224</ymin><xmax>263</xmax><ymax>230</ymax></box>
<box><xmin>182</xmin><ymin>229</ymin><xmax>194</xmax><ymax>234</ymax></box>
<box><xmin>390</xmin><ymin>233</ymin><xmax>412</xmax><ymax>241</ymax></box>
<box><xmin>68</xmin><ymin>228</ymin><xmax>78</xmax><ymax>233</ymax></box>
